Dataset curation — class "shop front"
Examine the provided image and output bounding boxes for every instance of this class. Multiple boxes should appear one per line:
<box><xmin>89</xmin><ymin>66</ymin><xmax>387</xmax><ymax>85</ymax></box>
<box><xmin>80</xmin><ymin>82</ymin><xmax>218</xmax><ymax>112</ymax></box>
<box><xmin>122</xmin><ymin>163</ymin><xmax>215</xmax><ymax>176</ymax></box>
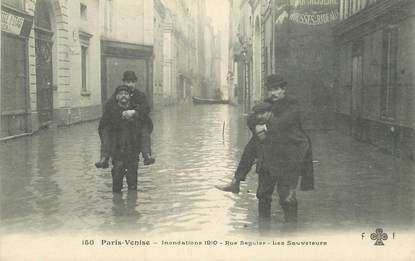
<box><xmin>101</xmin><ymin>39</ymin><xmax>154</xmax><ymax>107</ymax></box>
<box><xmin>1</xmin><ymin>3</ymin><xmax>33</xmax><ymax>138</ymax></box>
<box><xmin>274</xmin><ymin>0</ymin><xmax>339</xmax><ymax>130</ymax></box>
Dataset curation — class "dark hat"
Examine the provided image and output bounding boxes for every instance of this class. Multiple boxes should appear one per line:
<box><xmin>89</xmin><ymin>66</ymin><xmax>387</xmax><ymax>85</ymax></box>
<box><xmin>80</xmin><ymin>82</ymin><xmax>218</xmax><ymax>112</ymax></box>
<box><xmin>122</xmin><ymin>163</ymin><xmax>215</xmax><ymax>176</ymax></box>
<box><xmin>114</xmin><ymin>85</ymin><xmax>132</xmax><ymax>95</ymax></box>
<box><xmin>122</xmin><ymin>71</ymin><xmax>138</xmax><ymax>82</ymax></box>
<box><xmin>252</xmin><ymin>102</ymin><xmax>272</xmax><ymax>113</ymax></box>
<box><xmin>265</xmin><ymin>74</ymin><xmax>287</xmax><ymax>89</ymax></box>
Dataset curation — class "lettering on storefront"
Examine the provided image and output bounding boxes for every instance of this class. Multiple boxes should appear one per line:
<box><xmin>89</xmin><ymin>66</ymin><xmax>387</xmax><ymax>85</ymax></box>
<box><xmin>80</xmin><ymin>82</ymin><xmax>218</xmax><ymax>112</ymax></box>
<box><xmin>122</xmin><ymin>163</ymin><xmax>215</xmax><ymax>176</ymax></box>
<box><xmin>290</xmin><ymin>10</ymin><xmax>338</xmax><ymax>25</ymax></box>
<box><xmin>2</xmin><ymin>11</ymin><xmax>24</xmax><ymax>35</ymax></box>
<box><xmin>293</xmin><ymin>0</ymin><xmax>337</xmax><ymax>6</ymax></box>
<box><xmin>275</xmin><ymin>0</ymin><xmax>339</xmax><ymax>25</ymax></box>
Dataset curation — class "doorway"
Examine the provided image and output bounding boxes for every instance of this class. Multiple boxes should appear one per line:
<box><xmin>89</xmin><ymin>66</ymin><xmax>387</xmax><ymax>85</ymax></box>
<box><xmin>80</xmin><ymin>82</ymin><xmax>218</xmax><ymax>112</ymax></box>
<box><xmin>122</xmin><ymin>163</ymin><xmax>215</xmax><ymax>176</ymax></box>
<box><xmin>351</xmin><ymin>41</ymin><xmax>364</xmax><ymax>139</ymax></box>
<box><xmin>35</xmin><ymin>0</ymin><xmax>54</xmax><ymax>127</ymax></box>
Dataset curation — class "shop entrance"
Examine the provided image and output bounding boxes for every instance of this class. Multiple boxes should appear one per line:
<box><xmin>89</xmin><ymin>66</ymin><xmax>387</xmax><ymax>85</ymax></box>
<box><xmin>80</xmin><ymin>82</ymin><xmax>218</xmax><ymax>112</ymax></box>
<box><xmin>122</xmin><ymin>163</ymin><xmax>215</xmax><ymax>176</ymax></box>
<box><xmin>35</xmin><ymin>0</ymin><xmax>54</xmax><ymax>127</ymax></box>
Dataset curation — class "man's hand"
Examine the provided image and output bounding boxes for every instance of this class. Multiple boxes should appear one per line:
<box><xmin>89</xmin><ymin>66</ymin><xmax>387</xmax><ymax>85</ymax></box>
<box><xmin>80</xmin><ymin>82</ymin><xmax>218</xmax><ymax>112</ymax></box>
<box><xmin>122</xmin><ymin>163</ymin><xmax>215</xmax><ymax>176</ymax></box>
<box><xmin>255</xmin><ymin>124</ymin><xmax>267</xmax><ymax>141</ymax></box>
<box><xmin>122</xmin><ymin>110</ymin><xmax>136</xmax><ymax>120</ymax></box>
<box><xmin>285</xmin><ymin>189</ymin><xmax>296</xmax><ymax>204</ymax></box>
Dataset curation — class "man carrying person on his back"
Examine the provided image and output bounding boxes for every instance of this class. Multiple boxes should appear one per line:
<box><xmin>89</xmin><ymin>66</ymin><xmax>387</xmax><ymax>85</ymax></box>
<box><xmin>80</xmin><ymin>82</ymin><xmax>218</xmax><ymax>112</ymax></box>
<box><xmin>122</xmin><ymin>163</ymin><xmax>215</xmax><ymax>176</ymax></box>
<box><xmin>95</xmin><ymin>70</ymin><xmax>155</xmax><ymax>169</ymax></box>
<box><xmin>216</xmin><ymin>74</ymin><xmax>314</xmax><ymax>223</ymax></box>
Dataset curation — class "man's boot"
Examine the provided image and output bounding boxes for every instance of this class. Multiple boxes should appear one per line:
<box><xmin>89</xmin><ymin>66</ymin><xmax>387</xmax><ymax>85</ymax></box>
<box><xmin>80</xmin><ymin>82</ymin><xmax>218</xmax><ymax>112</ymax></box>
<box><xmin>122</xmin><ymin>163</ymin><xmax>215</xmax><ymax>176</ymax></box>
<box><xmin>258</xmin><ymin>199</ymin><xmax>271</xmax><ymax>219</ymax></box>
<box><xmin>258</xmin><ymin>199</ymin><xmax>271</xmax><ymax>234</ymax></box>
<box><xmin>215</xmin><ymin>178</ymin><xmax>240</xmax><ymax>194</ymax></box>
<box><xmin>143</xmin><ymin>153</ymin><xmax>155</xmax><ymax>165</ymax></box>
<box><xmin>111</xmin><ymin>166</ymin><xmax>123</xmax><ymax>193</ymax></box>
<box><xmin>282</xmin><ymin>201</ymin><xmax>298</xmax><ymax>223</ymax></box>
<box><xmin>95</xmin><ymin>156</ymin><xmax>109</xmax><ymax>169</ymax></box>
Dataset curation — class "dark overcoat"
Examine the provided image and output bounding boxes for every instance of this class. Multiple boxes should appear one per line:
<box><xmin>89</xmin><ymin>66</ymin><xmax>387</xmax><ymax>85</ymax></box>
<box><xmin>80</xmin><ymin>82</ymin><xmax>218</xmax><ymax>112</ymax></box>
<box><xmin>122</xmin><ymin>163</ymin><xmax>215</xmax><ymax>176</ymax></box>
<box><xmin>100</xmin><ymin>88</ymin><xmax>153</xmax><ymax>133</ymax></box>
<box><xmin>255</xmin><ymin>97</ymin><xmax>314</xmax><ymax>191</ymax></box>
<box><xmin>99</xmin><ymin>102</ymin><xmax>140</xmax><ymax>161</ymax></box>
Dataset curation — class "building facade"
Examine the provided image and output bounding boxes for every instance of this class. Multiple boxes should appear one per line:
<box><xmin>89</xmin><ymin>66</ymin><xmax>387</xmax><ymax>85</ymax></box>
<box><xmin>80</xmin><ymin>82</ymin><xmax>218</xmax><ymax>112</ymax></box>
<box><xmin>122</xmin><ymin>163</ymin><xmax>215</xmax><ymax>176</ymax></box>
<box><xmin>274</xmin><ymin>0</ymin><xmax>338</xmax><ymax>129</ymax></box>
<box><xmin>153</xmin><ymin>0</ymin><xmax>166</xmax><ymax>107</ymax></box>
<box><xmin>100</xmin><ymin>0</ymin><xmax>154</xmax><ymax>107</ymax></box>
<box><xmin>228</xmin><ymin>0</ymin><xmax>274</xmax><ymax>112</ymax></box>
<box><xmin>1</xmin><ymin>0</ymin><xmax>103</xmax><ymax>139</ymax></box>
<box><xmin>228</xmin><ymin>0</ymin><xmax>253</xmax><ymax>111</ymax></box>
<box><xmin>1</xmin><ymin>0</ymin><xmax>34</xmax><ymax>138</ymax></box>
<box><xmin>159</xmin><ymin>0</ymin><xmax>202</xmax><ymax>103</ymax></box>
<box><xmin>334</xmin><ymin>0</ymin><xmax>414</xmax><ymax>159</ymax></box>
<box><xmin>174</xmin><ymin>0</ymin><xmax>197</xmax><ymax>102</ymax></box>
<box><xmin>250</xmin><ymin>0</ymin><xmax>263</xmax><ymax>104</ymax></box>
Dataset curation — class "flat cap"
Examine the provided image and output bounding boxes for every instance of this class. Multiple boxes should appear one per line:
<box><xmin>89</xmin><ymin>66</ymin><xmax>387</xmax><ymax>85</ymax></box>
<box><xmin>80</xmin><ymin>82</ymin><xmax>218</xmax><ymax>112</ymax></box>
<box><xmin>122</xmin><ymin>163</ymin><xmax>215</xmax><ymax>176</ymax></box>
<box><xmin>265</xmin><ymin>74</ymin><xmax>287</xmax><ymax>89</ymax></box>
<box><xmin>252</xmin><ymin>102</ymin><xmax>272</xmax><ymax>113</ymax></box>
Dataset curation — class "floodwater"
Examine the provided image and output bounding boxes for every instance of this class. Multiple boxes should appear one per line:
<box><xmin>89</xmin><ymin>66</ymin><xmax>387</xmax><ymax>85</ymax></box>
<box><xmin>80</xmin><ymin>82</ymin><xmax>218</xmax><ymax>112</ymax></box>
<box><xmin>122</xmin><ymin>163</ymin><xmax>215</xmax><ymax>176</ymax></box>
<box><xmin>0</xmin><ymin>103</ymin><xmax>414</xmax><ymax>237</ymax></box>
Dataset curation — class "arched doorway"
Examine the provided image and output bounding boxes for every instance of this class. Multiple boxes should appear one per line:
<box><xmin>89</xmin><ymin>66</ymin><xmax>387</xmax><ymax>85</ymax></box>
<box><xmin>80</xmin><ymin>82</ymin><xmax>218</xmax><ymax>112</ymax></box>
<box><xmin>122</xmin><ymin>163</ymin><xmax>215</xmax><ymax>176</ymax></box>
<box><xmin>35</xmin><ymin>0</ymin><xmax>54</xmax><ymax>127</ymax></box>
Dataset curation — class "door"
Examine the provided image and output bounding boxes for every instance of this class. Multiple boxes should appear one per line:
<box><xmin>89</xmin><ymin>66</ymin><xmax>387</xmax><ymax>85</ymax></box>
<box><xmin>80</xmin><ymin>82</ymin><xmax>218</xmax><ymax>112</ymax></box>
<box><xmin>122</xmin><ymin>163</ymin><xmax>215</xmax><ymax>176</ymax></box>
<box><xmin>351</xmin><ymin>48</ymin><xmax>364</xmax><ymax>138</ymax></box>
<box><xmin>35</xmin><ymin>29</ymin><xmax>54</xmax><ymax>127</ymax></box>
<box><xmin>1</xmin><ymin>34</ymin><xmax>29</xmax><ymax>137</ymax></box>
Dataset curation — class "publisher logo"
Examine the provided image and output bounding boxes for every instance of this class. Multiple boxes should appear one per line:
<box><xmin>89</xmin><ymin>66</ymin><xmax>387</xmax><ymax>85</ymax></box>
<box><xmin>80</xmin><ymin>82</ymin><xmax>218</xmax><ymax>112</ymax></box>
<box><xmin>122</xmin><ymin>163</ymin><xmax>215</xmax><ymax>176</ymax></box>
<box><xmin>361</xmin><ymin>228</ymin><xmax>395</xmax><ymax>246</ymax></box>
<box><xmin>370</xmin><ymin>228</ymin><xmax>388</xmax><ymax>246</ymax></box>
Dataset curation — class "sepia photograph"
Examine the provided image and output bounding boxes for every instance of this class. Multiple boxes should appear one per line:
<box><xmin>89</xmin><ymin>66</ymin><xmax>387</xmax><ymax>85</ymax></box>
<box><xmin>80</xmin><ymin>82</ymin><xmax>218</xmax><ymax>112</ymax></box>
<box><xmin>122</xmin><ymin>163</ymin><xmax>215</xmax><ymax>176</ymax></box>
<box><xmin>0</xmin><ymin>0</ymin><xmax>414</xmax><ymax>260</ymax></box>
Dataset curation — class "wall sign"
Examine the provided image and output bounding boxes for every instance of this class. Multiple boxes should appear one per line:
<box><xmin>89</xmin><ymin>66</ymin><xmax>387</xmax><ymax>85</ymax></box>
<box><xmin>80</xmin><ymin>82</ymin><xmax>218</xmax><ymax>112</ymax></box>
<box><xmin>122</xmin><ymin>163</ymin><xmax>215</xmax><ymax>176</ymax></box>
<box><xmin>276</xmin><ymin>0</ymin><xmax>339</xmax><ymax>25</ymax></box>
<box><xmin>1</xmin><ymin>9</ymin><xmax>33</xmax><ymax>37</ymax></box>
<box><xmin>2</xmin><ymin>11</ymin><xmax>24</xmax><ymax>35</ymax></box>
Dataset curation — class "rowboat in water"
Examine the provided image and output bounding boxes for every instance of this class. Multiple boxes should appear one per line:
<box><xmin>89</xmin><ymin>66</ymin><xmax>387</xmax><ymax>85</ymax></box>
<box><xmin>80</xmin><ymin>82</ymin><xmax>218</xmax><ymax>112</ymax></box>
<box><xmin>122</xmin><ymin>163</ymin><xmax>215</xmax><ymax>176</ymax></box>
<box><xmin>192</xmin><ymin>96</ymin><xmax>229</xmax><ymax>105</ymax></box>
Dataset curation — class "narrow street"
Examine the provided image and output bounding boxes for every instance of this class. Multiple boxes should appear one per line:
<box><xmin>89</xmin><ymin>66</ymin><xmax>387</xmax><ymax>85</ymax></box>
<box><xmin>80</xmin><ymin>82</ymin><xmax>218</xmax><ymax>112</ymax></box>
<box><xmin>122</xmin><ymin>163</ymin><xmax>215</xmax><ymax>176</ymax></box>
<box><xmin>0</xmin><ymin>104</ymin><xmax>414</xmax><ymax>237</ymax></box>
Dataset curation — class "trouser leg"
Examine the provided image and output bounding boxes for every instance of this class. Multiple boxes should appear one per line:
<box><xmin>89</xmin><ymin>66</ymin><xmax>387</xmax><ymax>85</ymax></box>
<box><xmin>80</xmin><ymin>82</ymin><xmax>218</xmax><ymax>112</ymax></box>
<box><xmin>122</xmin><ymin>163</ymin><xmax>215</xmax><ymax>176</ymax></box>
<box><xmin>277</xmin><ymin>182</ymin><xmax>298</xmax><ymax>223</ymax></box>
<box><xmin>234</xmin><ymin>136</ymin><xmax>257</xmax><ymax>181</ymax></box>
<box><xmin>126</xmin><ymin>160</ymin><xmax>138</xmax><ymax>190</ymax></box>
<box><xmin>140</xmin><ymin>125</ymin><xmax>152</xmax><ymax>156</ymax></box>
<box><xmin>111</xmin><ymin>160</ymin><xmax>125</xmax><ymax>193</ymax></box>
<box><xmin>99</xmin><ymin>126</ymin><xmax>111</xmax><ymax>159</ymax></box>
<box><xmin>95</xmin><ymin>126</ymin><xmax>111</xmax><ymax>168</ymax></box>
<box><xmin>256</xmin><ymin>171</ymin><xmax>278</xmax><ymax>219</ymax></box>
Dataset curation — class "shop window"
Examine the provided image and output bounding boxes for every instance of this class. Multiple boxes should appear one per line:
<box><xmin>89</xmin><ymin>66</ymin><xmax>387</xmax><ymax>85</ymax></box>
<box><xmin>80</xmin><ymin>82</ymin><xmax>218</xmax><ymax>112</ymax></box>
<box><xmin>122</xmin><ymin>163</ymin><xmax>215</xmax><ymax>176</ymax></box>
<box><xmin>381</xmin><ymin>26</ymin><xmax>398</xmax><ymax>120</ymax></box>
<box><xmin>104</xmin><ymin>0</ymin><xmax>113</xmax><ymax>34</ymax></box>
<box><xmin>1</xmin><ymin>35</ymin><xmax>27</xmax><ymax>112</ymax></box>
<box><xmin>81</xmin><ymin>46</ymin><xmax>88</xmax><ymax>92</ymax></box>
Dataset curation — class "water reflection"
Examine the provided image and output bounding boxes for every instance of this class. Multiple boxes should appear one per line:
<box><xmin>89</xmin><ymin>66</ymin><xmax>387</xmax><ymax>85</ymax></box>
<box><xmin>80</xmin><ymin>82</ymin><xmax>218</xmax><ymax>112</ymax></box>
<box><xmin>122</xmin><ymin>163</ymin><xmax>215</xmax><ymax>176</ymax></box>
<box><xmin>32</xmin><ymin>130</ymin><xmax>62</xmax><ymax>230</ymax></box>
<box><xmin>0</xmin><ymin>103</ymin><xmax>413</xmax><ymax>236</ymax></box>
<box><xmin>111</xmin><ymin>191</ymin><xmax>140</xmax><ymax>228</ymax></box>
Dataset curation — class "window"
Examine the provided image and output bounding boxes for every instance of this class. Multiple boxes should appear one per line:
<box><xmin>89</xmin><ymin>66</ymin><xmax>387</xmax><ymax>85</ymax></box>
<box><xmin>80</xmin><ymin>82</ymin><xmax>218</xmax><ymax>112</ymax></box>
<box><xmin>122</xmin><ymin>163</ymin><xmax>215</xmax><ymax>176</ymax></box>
<box><xmin>80</xmin><ymin>3</ymin><xmax>87</xmax><ymax>20</ymax></box>
<box><xmin>381</xmin><ymin>26</ymin><xmax>398</xmax><ymax>120</ymax></box>
<box><xmin>104</xmin><ymin>0</ymin><xmax>112</xmax><ymax>34</ymax></box>
<box><xmin>79</xmin><ymin>31</ymin><xmax>91</xmax><ymax>94</ymax></box>
<box><xmin>81</xmin><ymin>46</ymin><xmax>88</xmax><ymax>92</ymax></box>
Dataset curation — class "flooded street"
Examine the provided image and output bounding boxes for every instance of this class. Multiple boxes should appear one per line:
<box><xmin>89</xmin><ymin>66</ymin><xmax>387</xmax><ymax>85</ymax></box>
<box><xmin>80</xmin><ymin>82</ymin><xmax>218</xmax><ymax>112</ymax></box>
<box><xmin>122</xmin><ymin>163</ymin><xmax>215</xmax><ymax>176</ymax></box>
<box><xmin>1</xmin><ymin>104</ymin><xmax>414</xmax><ymax>236</ymax></box>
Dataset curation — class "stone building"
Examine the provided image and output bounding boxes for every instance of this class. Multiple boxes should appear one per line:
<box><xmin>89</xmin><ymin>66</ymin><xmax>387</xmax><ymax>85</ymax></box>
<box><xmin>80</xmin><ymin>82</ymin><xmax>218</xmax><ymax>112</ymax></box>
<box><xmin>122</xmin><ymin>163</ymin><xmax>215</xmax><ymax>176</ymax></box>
<box><xmin>100</xmin><ymin>0</ymin><xmax>154</xmax><ymax>107</ymax></box>
<box><xmin>1</xmin><ymin>0</ymin><xmax>102</xmax><ymax>139</ymax></box>
<box><xmin>334</xmin><ymin>0</ymin><xmax>414</xmax><ymax>158</ymax></box>
<box><xmin>274</xmin><ymin>0</ymin><xmax>338</xmax><ymax>129</ymax></box>
<box><xmin>228</xmin><ymin>0</ymin><xmax>253</xmax><ymax>111</ymax></box>
<box><xmin>153</xmin><ymin>0</ymin><xmax>166</xmax><ymax>107</ymax></box>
